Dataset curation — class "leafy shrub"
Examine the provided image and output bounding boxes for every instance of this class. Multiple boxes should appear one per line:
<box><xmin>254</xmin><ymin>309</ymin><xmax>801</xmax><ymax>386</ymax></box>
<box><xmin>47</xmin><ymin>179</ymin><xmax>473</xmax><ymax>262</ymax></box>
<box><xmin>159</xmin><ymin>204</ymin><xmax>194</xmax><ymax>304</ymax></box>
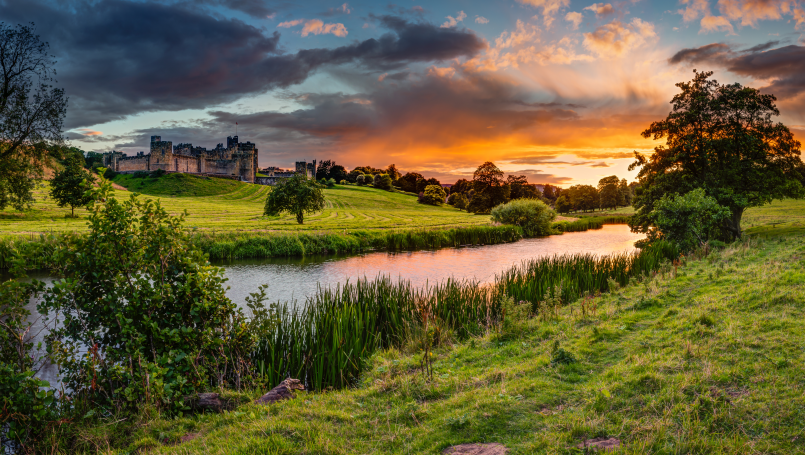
<box><xmin>0</xmin><ymin>276</ymin><xmax>57</xmax><ymax>453</ymax></box>
<box><xmin>41</xmin><ymin>177</ymin><xmax>256</xmax><ymax>414</ymax></box>
<box><xmin>133</xmin><ymin>170</ymin><xmax>150</xmax><ymax>179</ymax></box>
<box><xmin>373</xmin><ymin>173</ymin><xmax>393</xmax><ymax>191</ymax></box>
<box><xmin>150</xmin><ymin>169</ymin><xmax>166</xmax><ymax>178</ymax></box>
<box><xmin>326</xmin><ymin>178</ymin><xmax>336</xmax><ymax>187</ymax></box>
<box><xmin>447</xmin><ymin>192</ymin><xmax>469</xmax><ymax>211</ymax></box>
<box><xmin>356</xmin><ymin>174</ymin><xmax>365</xmax><ymax>186</ymax></box>
<box><xmin>363</xmin><ymin>174</ymin><xmax>374</xmax><ymax>186</ymax></box>
<box><xmin>421</xmin><ymin>185</ymin><xmax>446</xmax><ymax>205</ymax></box>
<box><xmin>339</xmin><ymin>179</ymin><xmax>347</xmax><ymax>185</ymax></box>
<box><xmin>651</xmin><ymin>188</ymin><xmax>730</xmax><ymax>252</ymax></box>
<box><xmin>490</xmin><ymin>199</ymin><xmax>556</xmax><ymax>237</ymax></box>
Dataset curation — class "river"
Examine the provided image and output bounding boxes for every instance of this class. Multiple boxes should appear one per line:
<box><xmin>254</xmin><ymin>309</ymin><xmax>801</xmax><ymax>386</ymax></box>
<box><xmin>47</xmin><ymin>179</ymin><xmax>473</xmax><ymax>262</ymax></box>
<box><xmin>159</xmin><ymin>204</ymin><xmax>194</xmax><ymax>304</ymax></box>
<box><xmin>23</xmin><ymin>224</ymin><xmax>643</xmax><ymax>384</ymax></box>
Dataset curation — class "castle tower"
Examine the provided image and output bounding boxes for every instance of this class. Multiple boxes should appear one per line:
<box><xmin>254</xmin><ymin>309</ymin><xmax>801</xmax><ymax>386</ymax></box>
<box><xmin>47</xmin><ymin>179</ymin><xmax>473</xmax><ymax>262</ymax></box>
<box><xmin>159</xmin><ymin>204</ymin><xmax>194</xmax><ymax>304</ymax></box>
<box><xmin>150</xmin><ymin>135</ymin><xmax>173</xmax><ymax>171</ymax></box>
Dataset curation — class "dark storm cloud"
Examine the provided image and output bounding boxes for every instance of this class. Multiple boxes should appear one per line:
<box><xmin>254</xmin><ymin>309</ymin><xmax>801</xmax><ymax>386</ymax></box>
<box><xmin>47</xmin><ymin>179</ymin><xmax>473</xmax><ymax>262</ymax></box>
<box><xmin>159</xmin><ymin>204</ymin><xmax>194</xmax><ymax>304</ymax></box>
<box><xmin>669</xmin><ymin>42</ymin><xmax>805</xmax><ymax>101</ymax></box>
<box><xmin>0</xmin><ymin>1</ymin><xmax>485</xmax><ymax>128</ymax></box>
<box><xmin>193</xmin><ymin>0</ymin><xmax>277</xmax><ymax>18</ymax></box>
<box><xmin>667</xmin><ymin>43</ymin><xmax>732</xmax><ymax>65</ymax></box>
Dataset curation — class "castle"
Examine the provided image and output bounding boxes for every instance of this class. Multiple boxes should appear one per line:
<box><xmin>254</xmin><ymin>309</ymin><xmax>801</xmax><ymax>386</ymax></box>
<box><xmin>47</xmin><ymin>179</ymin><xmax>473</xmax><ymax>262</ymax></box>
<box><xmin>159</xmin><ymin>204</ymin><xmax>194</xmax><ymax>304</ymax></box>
<box><xmin>105</xmin><ymin>135</ymin><xmax>258</xmax><ymax>183</ymax></box>
<box><xmin>255</xmin><ymin>161</ymin><xmax>316</xmax><ymax>185</ymax></box>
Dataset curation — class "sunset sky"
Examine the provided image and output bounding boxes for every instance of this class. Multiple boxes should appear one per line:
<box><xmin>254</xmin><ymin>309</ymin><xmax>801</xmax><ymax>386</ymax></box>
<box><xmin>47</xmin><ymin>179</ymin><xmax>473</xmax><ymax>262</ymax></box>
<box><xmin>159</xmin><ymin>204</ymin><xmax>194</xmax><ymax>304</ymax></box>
<box><xmin>3</xmin><ymin>0</ymin><xmax>804</xmax><ymax>185</ymax></box>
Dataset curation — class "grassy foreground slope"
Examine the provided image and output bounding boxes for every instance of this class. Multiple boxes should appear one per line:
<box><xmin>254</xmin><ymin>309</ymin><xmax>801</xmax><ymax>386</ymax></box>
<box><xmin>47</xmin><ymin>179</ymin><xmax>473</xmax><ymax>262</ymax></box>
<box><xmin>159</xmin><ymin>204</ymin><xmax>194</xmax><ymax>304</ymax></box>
<box><xmin>0</xmin><ymin>176</ymin><xmax>486</xmax><ymax>236</ymax></box>
<box><xmin>93</xmin><ymin>233</ymin><xmax>805</xmax><ymax>454</ymax></box>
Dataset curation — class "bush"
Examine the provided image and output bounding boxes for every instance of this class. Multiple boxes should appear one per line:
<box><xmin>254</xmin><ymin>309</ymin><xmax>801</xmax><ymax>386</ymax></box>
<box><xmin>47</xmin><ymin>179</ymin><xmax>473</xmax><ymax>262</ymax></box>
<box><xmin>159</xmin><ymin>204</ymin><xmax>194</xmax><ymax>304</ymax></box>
<box><xmin>490</xmin><ymin>198</ymin><xmax>556</xmax><ymax>237</ymax></box>
<box><xmin>133</xmin><ymin>170</ymin><xmax>150</xmax><ymax>179</ymax></box>
<box><xmin>41</xmin><ymin>177</ymin><xmax>256</xmax><ymax>414</ymax></box>
<box><xmin>150</xmin><ymin>169</ymin><xmax>166</xmax><ymax>178</ymax></box>
<box><xmin>339</xmin><ymin>179</ymin><xmax>347</xmax><ymax>185</ymax></box>
<box><xmin>356</xmin><ymin>174</ymin><xmax>365</xmax><ymax>186</ymax></box>
<box><xmin>373</xmin><ymin>173</ymin><xmax>393</xmax><ymax>191</ymax></box>
<box><xmin>421</xmin><ymin>185</ymin><xmax>447</xmax><ymax>205</ymax></box>
<box><xmin>447</xmin><ymin>192</ymin><xmax>469</xmax><ymax>211</ymax></box>
<box><xmin>327</xmin><ymin>178</ymin><xmax>336</xmax><ymax>187</ymax></box>
<box><xmin>651</xmin><ymin>188</ymin><xmax>730</xmax><ymax>252</ymax></box>
<box><xmin>363</xmin><ymin>174</ymin><xmax>374</xmax><ymax>186</ymax></box>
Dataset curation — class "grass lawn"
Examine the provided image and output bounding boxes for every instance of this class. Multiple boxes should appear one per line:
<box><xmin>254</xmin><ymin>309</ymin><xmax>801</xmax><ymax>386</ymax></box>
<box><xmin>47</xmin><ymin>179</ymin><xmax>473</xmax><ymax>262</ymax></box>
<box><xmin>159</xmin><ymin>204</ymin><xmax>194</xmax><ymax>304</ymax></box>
<box><xmin>0</xmin><ymin>176</ymin><xmax>487</xmax><ymax>236</ymax></box>
<box><xmin>82</xmin><ymin>231</ymin><xmax>805</xmax><ymax>454</ymax></box>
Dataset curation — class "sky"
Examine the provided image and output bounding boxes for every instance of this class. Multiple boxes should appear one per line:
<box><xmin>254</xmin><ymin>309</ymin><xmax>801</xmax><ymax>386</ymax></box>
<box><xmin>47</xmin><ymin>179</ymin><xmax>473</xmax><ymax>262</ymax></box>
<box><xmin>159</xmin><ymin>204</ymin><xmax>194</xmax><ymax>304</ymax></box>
<box><xmin>2</xmin><ymin>0</ymin><xmax>804</xmax><ymax>185</ymax></box>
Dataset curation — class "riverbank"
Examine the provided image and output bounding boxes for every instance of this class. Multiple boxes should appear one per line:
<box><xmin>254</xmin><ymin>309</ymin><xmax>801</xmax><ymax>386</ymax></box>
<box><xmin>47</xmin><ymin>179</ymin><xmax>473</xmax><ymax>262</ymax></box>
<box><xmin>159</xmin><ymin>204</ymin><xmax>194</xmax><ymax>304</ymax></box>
<box><xmin>74</xmin><ymin>230</ymin><xmax>805</xmax><ymax>454</ymax></box>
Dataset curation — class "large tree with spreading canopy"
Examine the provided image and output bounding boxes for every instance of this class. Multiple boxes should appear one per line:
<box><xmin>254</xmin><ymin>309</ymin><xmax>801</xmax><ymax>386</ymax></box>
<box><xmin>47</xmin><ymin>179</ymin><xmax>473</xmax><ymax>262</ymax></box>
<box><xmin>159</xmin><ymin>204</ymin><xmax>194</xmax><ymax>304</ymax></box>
<box><xmin>630</xmin><ymin>70</ymin><xmax>804</xmax><ymax>240</ymax></box>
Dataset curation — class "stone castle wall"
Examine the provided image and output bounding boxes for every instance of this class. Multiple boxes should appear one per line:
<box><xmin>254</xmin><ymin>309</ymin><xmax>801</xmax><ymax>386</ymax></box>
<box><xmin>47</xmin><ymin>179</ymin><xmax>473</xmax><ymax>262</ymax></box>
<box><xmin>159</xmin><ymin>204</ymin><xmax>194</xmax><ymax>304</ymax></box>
<box><xmin>105</xmin><ymin>135</ymin><xmax>257</xmax><ymax>183</ymax></box>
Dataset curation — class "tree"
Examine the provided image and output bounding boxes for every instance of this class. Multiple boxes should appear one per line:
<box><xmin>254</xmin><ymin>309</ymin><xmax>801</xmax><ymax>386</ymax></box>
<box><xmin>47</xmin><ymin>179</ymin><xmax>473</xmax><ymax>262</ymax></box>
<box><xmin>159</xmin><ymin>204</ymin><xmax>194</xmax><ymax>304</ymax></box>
<box><xmin>264</xmin><ymin>174</ymin><xmax>325</xmax><ymax>224</ymax></box>
<box><xmin>50</xmin><ymin>154</ymin><xmax>95</xmax><ymax>216</ymax></box>
<box><xmin>363</xmin><ymin>173</ymin><xmax>374</xmax><ymax>186</ymax></box>
<box><xmin>421</xmin><ymin>184</ymin><xmax>446</xmax><ymax>205</ymax></box>
<box><xmin>490</xmin><ymin>199</ymin><xmax>556</xmax><ymax>237</ymax></box>
<box><xmin>618</xmin><ymin>179</ymin><xmax>632</xmax><ymax>206</ymax></box>
<box><xmin>396</xmin><ymin>172</ymin><xmax>422</xmax><ymax>193</ymax></box>
<box><xmin>542</xmin><ymin>184</ymin><xmax>559</xmax><ymax>202</ymax></box>
<box><xmin>597</xmin><ymin>176</ymin><xmax>620</xmax><ymax>210</ymax></box>
<box><xmin>447</xmin><ymin>192</ymin><xmax>468</xmax><ymax>210</ymax></box>
<box><xmin>469</xmin><ymin>162</ymin><xmax>510</xmax><ymax>214</ymax></box>
<box><xmin>555</xmin><ymin>195</ymin><xmax>572</xmax><ymax>213</ymax></box>
<box><xmin>315</xmin><ymin>160</ymin><xmax>334</xmax><ymax>180</ymax></box>
<box><xmin>651</xmin><ymin>188</ymin><xmax>730</xmax><ymax>251</ymax></box>
<box><xmin>356</xmin><ymin>174</ymin><xmax>366</xmax><ymax>185</ymax></box>
<box><xmin>385</xmin><ymin>164</ymin><xmax>401</xmax><ymax>181</ymax></box>
<box><xmin>329</xmin><ymin>164</ymin><xmax>348</xmax><ymax>182</ymax></box>
<box><xmin>373</xmin><ymin>173</ymin><xmax>393</xmax><ymax>191</ymax></box>
<box><xmin>451</xmin><ymin>178</ymin><xmax>472</xmax><ymax>195</ymax></box>
<box><xmin>507</xmin><ymin>175</ymin><xmax>540</xmax><ymax>200</ymax></box>
<box><xmin>417</xmin><ymin>177</ymin><xmax>441</xmax><ymax>194</ymax></box>
<box><xmin>566</xmin><ymin>185</ymin><xmax>598</xmax><ymax>212</ymax></box>
<box><xmin>630</xmin><ymin>70</ymin><xmax>804</xmax><ymax>239</ymax></box>
<box><xmin>347</xmin><ymin>169</ymin><xmax>364</xmax><ymax>183</ymax></box>
<box><xmin>0</xmin><ymin>23</ymin><xmax>68</xmax><ymax>211</ymax></box>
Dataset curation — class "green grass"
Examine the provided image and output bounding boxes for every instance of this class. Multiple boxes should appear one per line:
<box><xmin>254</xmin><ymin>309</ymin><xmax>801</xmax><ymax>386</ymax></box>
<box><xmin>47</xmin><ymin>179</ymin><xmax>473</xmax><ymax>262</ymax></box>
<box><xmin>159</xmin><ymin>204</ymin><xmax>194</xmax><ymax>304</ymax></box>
<box><xmin>76</xmin><ymin>232</ymin><xmax>805</xmax><ymax>454</ymax></box>
<box><xmin>0</xmin><ymin>180</ymin><xmax>487</xmax><ymax>236</ymax></box>
<box><xmin>112</xmin><ymin>173</ymin><xmax>246</xmax><ymax>197</ymax></box>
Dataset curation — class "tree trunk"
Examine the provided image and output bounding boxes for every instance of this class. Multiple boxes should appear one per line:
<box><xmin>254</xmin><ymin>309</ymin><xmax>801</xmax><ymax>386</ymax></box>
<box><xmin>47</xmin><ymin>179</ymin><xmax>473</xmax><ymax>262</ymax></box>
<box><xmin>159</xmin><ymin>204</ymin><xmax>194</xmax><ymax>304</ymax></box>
<box><xmin>725</xmin><ymin>208</ymin><xmax>744</xmax><ymax>239</ymax></box>
<box><xmin>296</xmin><ymin>212</ymin><xmax>304</xmax><ymax>224</ymax></box>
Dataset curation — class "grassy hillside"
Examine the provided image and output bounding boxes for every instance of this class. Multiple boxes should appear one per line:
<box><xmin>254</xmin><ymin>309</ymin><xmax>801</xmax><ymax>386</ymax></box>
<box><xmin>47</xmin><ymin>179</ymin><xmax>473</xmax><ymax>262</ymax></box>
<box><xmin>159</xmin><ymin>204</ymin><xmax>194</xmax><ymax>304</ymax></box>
<box><xmin>0</xmin><ymin>178</ymin><xmax>487</xmax><ymax>236</ymax></box>
<box><xmin>112</xmin><ymin>173</ymin><xmax>247</xmax><ymax>197</ymax></box>
<box><xmin>75</xmin><ymin>232</ymin><xmax>805</xmax><ymax>454</ymax></box>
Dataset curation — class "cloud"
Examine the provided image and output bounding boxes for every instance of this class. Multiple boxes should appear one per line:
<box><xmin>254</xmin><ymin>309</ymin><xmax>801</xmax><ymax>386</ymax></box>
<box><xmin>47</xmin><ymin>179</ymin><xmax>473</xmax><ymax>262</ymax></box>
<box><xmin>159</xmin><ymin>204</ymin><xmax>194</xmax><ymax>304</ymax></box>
<box><xmin>441</xmin><ymin>10</ymin><xmax>467</xmax><ymax>28</ymax></box>
<box><xmin>508</xmin><ymin>156</ymin><xmax>610</xmax><ymax>166</ymax></box>
<box><xmin>0</xmin><ymin>0</ymin><xmax>485</xmax><ymax>128</ymax></box>
<box><xmin>583</xmin><ymin>18</ymin><xmax>657</xmax><ymax>57</ymax></box>
<box><xmin>565</xmin><ymin>11</ymin><xmax>583</xmax><ymax>29</ymax></box>
<box><xmin>584</xmin><ymin>3</ymin><xmax>616</xmax><ymax>18</ymax></box>
<box><xmin>517</xmin><ymin>0</ymin><xmax>571</xmax><ymax>28</ymax></box>
<box><xmin>196</xmin><ymin>0</ymin><xmax>277</xmax><ymax>19</ymax></box>
<box><xmin>717</xmin><ymin>0</ymin><xmax>798</xmax><ymax>28</ymax></box>
<box><xmin>475</xmin><ymin>16</ymin><xmax>490</xmax><ymax>24</ymax></box>
<box><xmin>279</xmin><ymin>19</ymin><xmax>348</xmax><ymax>37</ymax></box>
<box><xmin>669</xmin><ymin>42</ymin><xmax>805</xmax><ymax>108</ymax></box>
<box><xmin>320</xmin><ymin>3</ymin><xmax>351</xmax><ymax>16</ymax></box>
<box><xmin>506</xmin><ymin>169</ymin><xmax>573</xmax><ymax>184</ymax></box>
<box><xmin>700</xmin><ymin>14</ymin><xmax>736</xmax><ymax>34</ymax></box>
<box><xmin>677</xmin><ymin>0</ymin><xmax>736</xmax><ymax>35</ymax></box>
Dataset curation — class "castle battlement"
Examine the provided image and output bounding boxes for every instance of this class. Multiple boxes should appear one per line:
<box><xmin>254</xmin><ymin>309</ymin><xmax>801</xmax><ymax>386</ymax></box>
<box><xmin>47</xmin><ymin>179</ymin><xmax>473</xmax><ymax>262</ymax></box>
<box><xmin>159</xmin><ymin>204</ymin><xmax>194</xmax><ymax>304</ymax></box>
<box><xmin>104</xmin><ymin>135</ymin><xmax>258</xmax><ymax>183</ymax></box>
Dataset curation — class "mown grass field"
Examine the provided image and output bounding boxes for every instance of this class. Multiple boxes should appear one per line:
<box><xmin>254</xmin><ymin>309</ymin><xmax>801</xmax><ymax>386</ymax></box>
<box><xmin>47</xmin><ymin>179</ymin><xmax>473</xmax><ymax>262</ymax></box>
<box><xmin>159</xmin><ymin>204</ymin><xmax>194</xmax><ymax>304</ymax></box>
<box><xmin>0</xmin><ymin>175</ymin><xmax>487</xmax><ymax>236</ymax></box>
<box><xmin>75</xmin><ymin>231</ymin><xmax>805</xmax><ymax>454</ymax></box>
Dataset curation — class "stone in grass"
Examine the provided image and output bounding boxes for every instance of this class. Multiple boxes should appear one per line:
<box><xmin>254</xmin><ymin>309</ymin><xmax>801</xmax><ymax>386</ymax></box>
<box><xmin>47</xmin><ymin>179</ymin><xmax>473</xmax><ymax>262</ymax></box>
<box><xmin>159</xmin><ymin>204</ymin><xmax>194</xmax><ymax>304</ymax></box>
<box><xmin>442</xmin><ymin>443</ymin><xmax>509</xmax><ymax>454</ymax></box>
<box><xmin>576</xmin><ymin>437</ymin><xmax>621</xmax><ymax>451</ymax></box>
<box><xmin>254</xmin><ymin>378</ymin><xmax>306</xmax><ymax>405</ymax></box>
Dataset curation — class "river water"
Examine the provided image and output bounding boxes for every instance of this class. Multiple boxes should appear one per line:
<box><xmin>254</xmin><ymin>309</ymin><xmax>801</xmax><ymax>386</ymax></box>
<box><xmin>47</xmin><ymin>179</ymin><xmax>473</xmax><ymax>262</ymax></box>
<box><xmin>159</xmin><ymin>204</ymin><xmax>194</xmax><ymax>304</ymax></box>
<box><xmin>23</xmin><ymin>225</ymin><xmax>643</xmax><ymax>385</ymax></box>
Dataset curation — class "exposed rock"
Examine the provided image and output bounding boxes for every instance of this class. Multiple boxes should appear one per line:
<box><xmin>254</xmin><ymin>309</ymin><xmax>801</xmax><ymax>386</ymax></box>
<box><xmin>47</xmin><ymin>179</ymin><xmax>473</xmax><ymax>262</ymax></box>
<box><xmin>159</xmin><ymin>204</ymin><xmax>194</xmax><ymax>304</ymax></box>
<box><xmin>576</xmin><ymin>437</ymin><xmax>621</xmax><ymax>451</ymax></box>
<box><xmin>184</xmin><ymin>392</ymin><xmax>237</xmax><ymax>413</ymax></box>
<box><xmin>255</xmin><ymin>378</ymin><xmax>305</xmax><ymax>405</ymax></box>
<box><xmin>442</xmin><ymin>443</ymin><xmax>509</xmax><ymax>454</ymax></box>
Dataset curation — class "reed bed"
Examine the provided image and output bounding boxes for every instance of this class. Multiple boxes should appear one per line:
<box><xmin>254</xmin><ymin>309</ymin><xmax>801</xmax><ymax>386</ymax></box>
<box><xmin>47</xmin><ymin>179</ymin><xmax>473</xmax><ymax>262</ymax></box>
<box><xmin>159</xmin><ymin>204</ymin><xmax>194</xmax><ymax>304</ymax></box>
<box><xmin>553</xmin><ymin>216</ymin><xmax>630</xmax><ymax>233</ymax></box>
<box><xmin>250</xmin><ymin>241</ymin><xmax>678</xmax><ymax>390</ymax></box>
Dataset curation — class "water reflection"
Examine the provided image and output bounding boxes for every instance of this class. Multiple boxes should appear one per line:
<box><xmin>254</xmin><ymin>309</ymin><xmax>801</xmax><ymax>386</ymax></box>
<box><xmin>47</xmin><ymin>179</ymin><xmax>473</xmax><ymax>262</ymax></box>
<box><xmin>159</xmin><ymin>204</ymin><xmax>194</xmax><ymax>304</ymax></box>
<box><xmin>216</xmin><ymin>225</ymin><xmax>644</xmax><ymax>306</ymax></box>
